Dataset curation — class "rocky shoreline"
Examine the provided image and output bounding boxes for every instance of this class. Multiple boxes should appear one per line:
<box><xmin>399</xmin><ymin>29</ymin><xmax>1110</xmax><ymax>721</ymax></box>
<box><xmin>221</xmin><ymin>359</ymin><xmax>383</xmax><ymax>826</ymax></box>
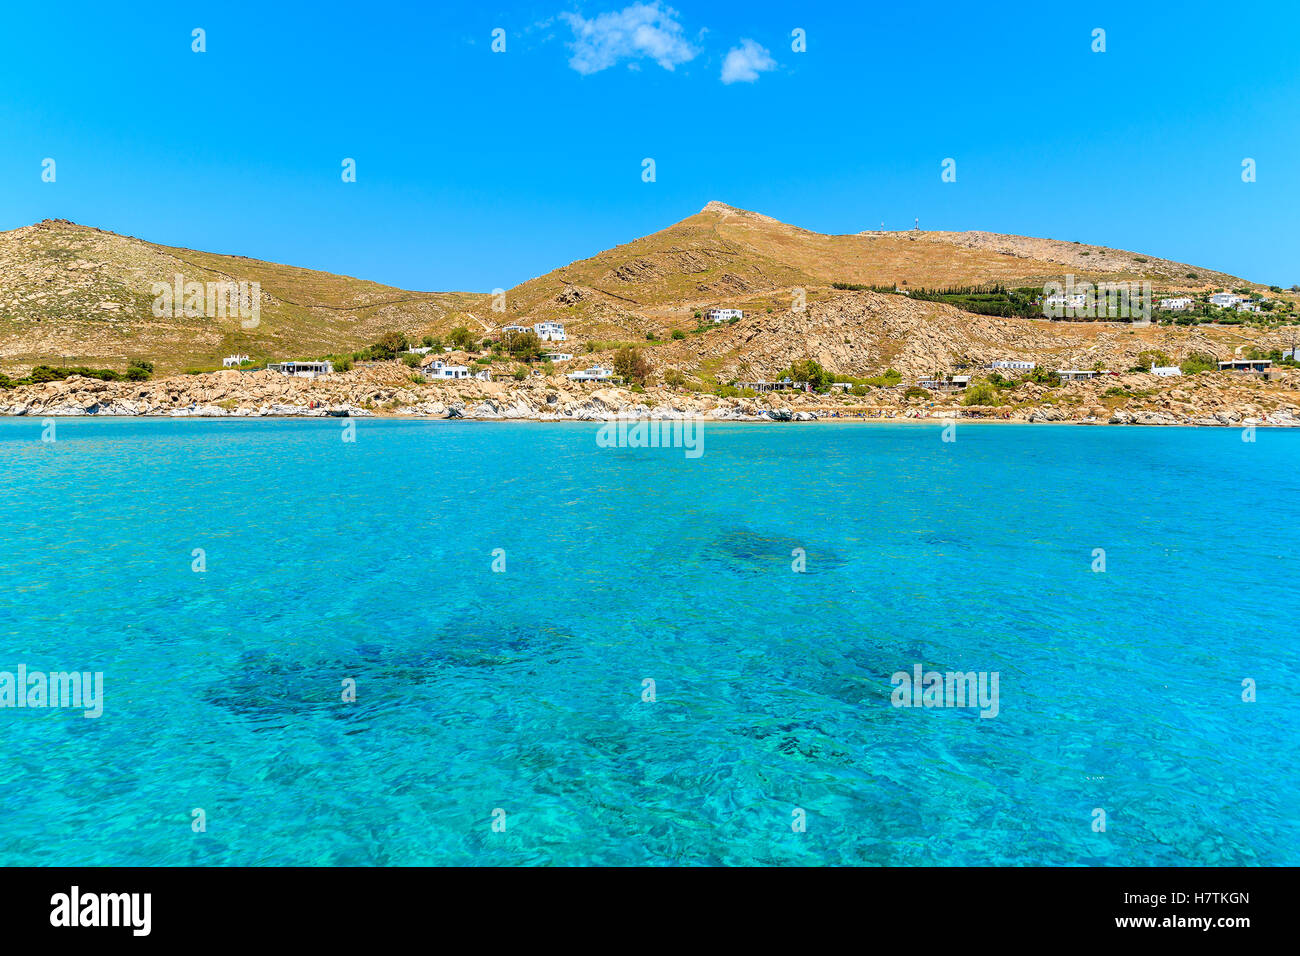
<box><xmin>3</xmin><ymin>365</ymin><xmax>1299</xmax><ymax>427</ymax></box>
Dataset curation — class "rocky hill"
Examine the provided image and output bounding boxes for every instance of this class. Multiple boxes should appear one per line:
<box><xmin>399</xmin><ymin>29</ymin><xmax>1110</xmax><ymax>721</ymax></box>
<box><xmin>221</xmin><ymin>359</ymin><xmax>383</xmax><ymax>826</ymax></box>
<box><xmin>0</xmin><ymin>219</ymin><xmax>484</xmax><ymax>373</ymax></box>
<box><xmin>493</xmin><ymin>201</ymin><xmax>1253</xmax><ymax>341</ymax></box>
<box><xmin>0</xmin><ymin>204</ymin><xmax>1284</xmax><ymax>382</ymax></box>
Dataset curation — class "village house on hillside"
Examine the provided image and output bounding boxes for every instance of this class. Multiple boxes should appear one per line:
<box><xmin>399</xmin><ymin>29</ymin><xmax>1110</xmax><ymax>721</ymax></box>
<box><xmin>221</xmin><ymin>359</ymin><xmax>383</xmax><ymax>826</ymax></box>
<box><xmin>1045</xmin><ymin>292</ymin><xmax>1088</xmax><ymax>311</ymax></box>
<box><xmin>919</xmin><ymin>374</ymin><xmax>971</xmax><ymax>391</ymax></box>
<box><xmin>1209</xmin><ymin>292</ymin><xmax>1241</xmax><ymax>307</ymax></box>
<box><xmin>268</xmin><ymin>360</ymin><xmax>332</xmax><ymax>379</ymax></box>
<box><xmin>706</xmin><ymin>308</ymin><xmax>744</xmax><ymax>323</ymax></box>
<box><xmin>566</xmin><ymin>365</ymin><xmax>613</xmax><ymax>382</ymax></box>
<box><xmin>1158</xmin><ymin>297</ymin><xmax>1195</xmax><ymax>311</ymax></box>
<box><xmin>739</xmin><ymin>377</ymin><xmax>802</xmax><ymax>392</ymax></box>
<box><xmin>423</xmin><ymin>359</ymin><xmax>471</xmax><ymax>380</ymax></box>
<box><xmin>532</xmin><ymin>321</ymin><xmax>566</xmax><ymax>342</ymax></box>
<box><xmin>1219</xmin><ymin>359</ymin><xmax>1272</xmax><ymax>374</ymax></box>
<box><xmin>223</xmin><ymin>354</ymin><xmax>250</xmax><ymax>367</ymax></box>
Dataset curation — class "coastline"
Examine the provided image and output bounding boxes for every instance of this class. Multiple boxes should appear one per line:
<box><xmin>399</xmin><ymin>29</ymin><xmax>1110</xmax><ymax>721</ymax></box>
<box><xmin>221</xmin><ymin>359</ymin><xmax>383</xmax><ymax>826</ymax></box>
<box><xmin>6</xmin><ymin>412</ymin><xmax>1299</xmax><ymax>429</ymax></box>
<box><xmin>3</xmin><ymin>363</ymin><xmax>1299</xmax><ymax>428</ymax></box>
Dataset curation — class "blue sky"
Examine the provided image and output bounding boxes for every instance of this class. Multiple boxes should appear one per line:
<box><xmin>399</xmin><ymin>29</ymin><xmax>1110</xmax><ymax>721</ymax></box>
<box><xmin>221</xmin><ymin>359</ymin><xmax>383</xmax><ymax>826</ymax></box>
<box><xmin>2</xmin><ymin>0</ymin><xmax>1297</xmax><ymax>291</ymax></box>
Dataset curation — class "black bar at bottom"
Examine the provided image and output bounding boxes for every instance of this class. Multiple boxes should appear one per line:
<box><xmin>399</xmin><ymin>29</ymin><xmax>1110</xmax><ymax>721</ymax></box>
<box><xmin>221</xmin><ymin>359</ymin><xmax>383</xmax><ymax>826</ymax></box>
<box><xmin>0</xmin><ymin>866</ymin><xmax>1281</xmax><ymax>943</ymax></box>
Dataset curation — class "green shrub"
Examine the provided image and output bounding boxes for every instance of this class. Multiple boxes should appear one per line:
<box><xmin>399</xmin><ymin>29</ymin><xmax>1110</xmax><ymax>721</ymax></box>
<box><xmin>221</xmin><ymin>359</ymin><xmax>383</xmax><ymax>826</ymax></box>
<box><xmin>862</xmin><ymin>368</ymin><xmax>902</xmax><ymax>388</ymax></box>
<box><xmin>779</xmin><ymin>359</ymin><xmax>831</xmax><ymax>392</ymax></box>
<box><xmin>962</xmin><ymin>381</ymin><xmax>999</xmax><ymax>405</ymax></box>
<box><xmin>613</xmin><ymin>346</ymin><xmax>650</xmax><ymax>385</ymax></box>
<box><xmin>1023</xmin><ymin>366</ymin><xmax>1059</xmax><ymax>386</ymax></box>
<box><xmin>447</xmin><ymin>326</ymin><xmax>476</xmax><ymax>350</ymax></box>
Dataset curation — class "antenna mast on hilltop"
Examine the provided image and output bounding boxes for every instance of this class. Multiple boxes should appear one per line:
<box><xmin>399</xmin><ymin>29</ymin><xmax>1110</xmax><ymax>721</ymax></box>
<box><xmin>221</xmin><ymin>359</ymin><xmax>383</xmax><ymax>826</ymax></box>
<box><xmin>914</xmin><ymin>217</ymin><xmax>919</xmax><ymax>231</ymax></box>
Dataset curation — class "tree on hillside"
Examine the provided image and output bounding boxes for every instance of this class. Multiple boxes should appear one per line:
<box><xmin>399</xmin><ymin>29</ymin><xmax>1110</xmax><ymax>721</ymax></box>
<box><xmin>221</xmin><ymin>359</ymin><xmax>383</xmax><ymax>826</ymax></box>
<box><xmin>613</xmin><ymin>346</ymin><xmax>650</xmax><ymax>385</ymax></box>
<box><xmin>367</xmin><ymin>331</ymin><xmax>408</xmax><ymax>360</ymax></box>
<box><xmin>1180</xmin><ymin>351</ymin><xmax>1218</xmax><ymax>374</ymax></box>
<box><xmin>1135</xmin><ymin>349</ymin><xmax>1171</xmax><ymax>370</ymax></box>
<box><xmin>781</xmin><ymin>359</ymin><xmax>831</xmax><ymax>391</ymax></box>
<box><xmin>448</xmin><ymin>326</ymin><xmax>476</xmax><ymax>350</ymax></box>
<box><xmin>508</xmin><ymin>330</ymin><xmax>542</xmax><ymax>361</ymax></box>
<box><xmin>962</xmin><ymin>381</ymin><xmax>1000</xmax><ymax>406</ymax></box>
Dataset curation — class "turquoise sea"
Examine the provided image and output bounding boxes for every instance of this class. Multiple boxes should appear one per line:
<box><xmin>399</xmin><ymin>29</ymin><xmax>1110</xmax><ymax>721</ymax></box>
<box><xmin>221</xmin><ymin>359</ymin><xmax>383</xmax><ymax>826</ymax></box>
<box><xmin>0</xmin><ymin>417</ymin><xmax>1296</xmax><ymax>866</ymax></box>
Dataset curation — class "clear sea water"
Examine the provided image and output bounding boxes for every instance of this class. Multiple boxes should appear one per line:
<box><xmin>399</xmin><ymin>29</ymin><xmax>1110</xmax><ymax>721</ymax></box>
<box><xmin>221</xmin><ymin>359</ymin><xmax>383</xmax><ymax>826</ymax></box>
<box><xmin>0</xmin><ymin>417</ymin><xmax>1296</xmax><ymax>866</ymax></box>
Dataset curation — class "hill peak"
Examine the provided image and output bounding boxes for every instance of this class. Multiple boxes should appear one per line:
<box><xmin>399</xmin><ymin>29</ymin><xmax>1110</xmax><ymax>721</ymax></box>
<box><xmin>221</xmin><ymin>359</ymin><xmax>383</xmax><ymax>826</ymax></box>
<box><xmin>697</xmin><ymin>201</ymin><xmax>784</xmax><ymax>226</ymax></box>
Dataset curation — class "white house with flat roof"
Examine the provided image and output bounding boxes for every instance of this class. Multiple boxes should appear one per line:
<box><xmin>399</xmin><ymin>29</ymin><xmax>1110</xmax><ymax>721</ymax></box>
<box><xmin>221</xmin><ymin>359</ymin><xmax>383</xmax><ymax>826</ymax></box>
<box><xmin>1150</xmin><ymin>363</ymin><xmax>1182</xmax><ymax>377</ymax></box>
<box><xmin>1045</xmin><ymin>292</ymin><xmax>1088</xmax><ymax>311</ymax></box>
<box><xmin>1210</xmin><ymin>292</ymin><xmax>1246</xmax><ymax>308</ymax></box>
<box><xmin>541</xmin><ymin>352</ymin><xmax>573</xmax><ymax>362</ymax></box>
<box><xmin>706</xmin><ymin>308</ymin><xmax>744</xmax><ymax>323</ymax></box>
<box><xmin>423</xmin><ymin>359</ymin><xmax>471</xmax><ymax>380</ymax></box>
<box><xmin>989</xmin><ymin>360</ymin><xmax>1035</xmax><ymax>371</ymax></box>
<box><xmin>566</xmin><ymin>365</ymin><xmax>613</xmax><ymax>382</ymax></box>
<box><xmin>1219</xmin><ymin>359</ymin><xmax>1271</xmax><ymax>373</ymax></box>
<box><xmin>738</xmin><ymin>377</ymin><xmax>800</xmax><ymax>392</ymax></box>
<box><xmin>267</xmin><ymin>360</ymin><xmax>332</xmax><ymax>379</ymax></box>
<box><xmin>1158</xmin><ymin>297</ymin><xmax>1195</xmax><ymax>311</ymax></box>
<box><xmin>223</xmin><ymin>354</ymin><xmax>250</xmax><ymax>367</ymax></box>
<box><xmin>532</xmin><ymin>322</ymin><xmax>566</xmax><ymax>342</ymax></box>
<box><xmin>918</xmin><ymin>375</ymin><xmax>971</xmax><ymax>390</ymax></box>
<box><xmin>1057</xmin><ymin>369</ymin><xmax>1099</xmax><ymax>382</ymax></box>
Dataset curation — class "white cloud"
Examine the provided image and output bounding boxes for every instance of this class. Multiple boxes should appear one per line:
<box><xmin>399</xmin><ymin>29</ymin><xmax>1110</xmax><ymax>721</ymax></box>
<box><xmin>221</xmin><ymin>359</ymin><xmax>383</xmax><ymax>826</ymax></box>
<box><xmin>720</xmin><ymin>38</ymin><xmax>776</xmax><ymax>84</ymax></box>
<box><xmin>560</xmin><ymin>3</ymin><xmax>698</xmax><ymax>75</ymax></box>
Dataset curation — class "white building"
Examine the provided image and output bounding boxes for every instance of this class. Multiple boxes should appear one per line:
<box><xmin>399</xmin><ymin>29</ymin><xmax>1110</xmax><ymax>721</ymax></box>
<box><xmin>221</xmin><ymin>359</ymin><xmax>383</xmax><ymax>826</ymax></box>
<box><xmin>223</xmin><ymin>354</ymin><xmax>250</xmax><ymax>367</ymax></box>
<box><xmin>1219</xmin><ymin>359</ymin><xmax>1271</xmax><ymax>373</ymax></box>
<box><xmin>918</xmin><ymin>375</ymin><xmax>971</xmax><ymax>390</ymax></box>
<box><xmin>1158</xmin><ymin>298</ymin><xmax>1195</xmax><ymax>311</ymax></box>
<box><xmin>1057</xmin><ymin>369</ymin><xmax>1099</xmax><ymax>382</ymax></box>
<box><xmin>541</xmin><ymin>352</ymin><xmax>573</xmax><ymax>363</ymax></box>
<box><xmin>403</xmin><ymin>346</ymin><xmax>434</xmax><ymax>355</ymax></box>
<box><xmin>738</xmin><ymin>377</ymin><xmax>800</xmax><ymax>392</ymax></box>
<box><xmin>532</xmin><ymin>322</ymin><xmax>567</xmax><ymax>342</ymax></box>
<box><xmin>706</xmin><ymin>308</ymin><xmax>744</xmax><ymax>323</ymax></box>
<box><xmin>423</xmin><ymin>360</ymin><xmax>471</xmax><ymax>380</ymax></box>
<box><xmin>1045</xmin><ymin>293</ymin><xmax>1088</xmax><ymax>311</ymax></box>
<box><xmin>566</xmin><ymin>365</ymin><xmax>613</xmax><ymax>382</ymax></box>
<box><xmin>1150</xmin><ymin>363</ymin><xmax>1182</xmax><ymax>377</ymax></box>
<box><xmin>989</xmin><ymin>360</ymin><xmax>1035</xmax><ymax>371</ymax></box>
<box><xmin>1236</xmin><ymin>300</ymin><xmax>1262</xmax><ymax>313</ymax></box>
<box><xmin>267</xmin><ymin>360</ymin><xmax>332</xmax><ymax>379</ymax></box>
<box><xmin>1210</xmin><ymin>292</ymin><xmax>1246</xmax><ymax>308</ymax></box>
